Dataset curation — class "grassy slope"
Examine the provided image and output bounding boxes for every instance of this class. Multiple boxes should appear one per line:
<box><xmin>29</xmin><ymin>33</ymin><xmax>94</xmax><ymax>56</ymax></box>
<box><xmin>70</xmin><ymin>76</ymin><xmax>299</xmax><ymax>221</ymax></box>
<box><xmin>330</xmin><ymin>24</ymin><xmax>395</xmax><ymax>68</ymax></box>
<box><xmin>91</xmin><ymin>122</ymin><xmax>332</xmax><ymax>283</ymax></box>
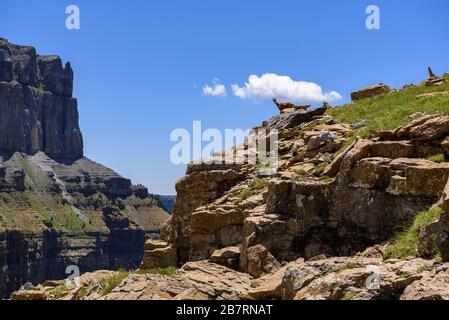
<box><xmin>384</xmin><ymin>208</ymin><xmax>443</xmax><ymax>260</ymax></box>
<box><xmin>328</xmin><ymin>74</ymin><xmax>449</xmax><ymax>137</ymax></box>
<box><xmin>0</xmin><ymin>154</ymin><xmax>98</xmax><ymax>233</ymax></box>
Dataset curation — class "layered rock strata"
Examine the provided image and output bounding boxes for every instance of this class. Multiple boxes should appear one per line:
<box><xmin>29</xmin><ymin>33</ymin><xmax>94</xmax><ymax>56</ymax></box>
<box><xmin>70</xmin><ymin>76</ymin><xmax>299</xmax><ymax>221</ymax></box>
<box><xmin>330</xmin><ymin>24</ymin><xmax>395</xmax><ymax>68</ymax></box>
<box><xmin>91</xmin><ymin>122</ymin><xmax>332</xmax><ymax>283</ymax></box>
<box><xmin>0</xmin><ymin>39</ymin><xmax>170</xmax><ymax>298</ymax></box>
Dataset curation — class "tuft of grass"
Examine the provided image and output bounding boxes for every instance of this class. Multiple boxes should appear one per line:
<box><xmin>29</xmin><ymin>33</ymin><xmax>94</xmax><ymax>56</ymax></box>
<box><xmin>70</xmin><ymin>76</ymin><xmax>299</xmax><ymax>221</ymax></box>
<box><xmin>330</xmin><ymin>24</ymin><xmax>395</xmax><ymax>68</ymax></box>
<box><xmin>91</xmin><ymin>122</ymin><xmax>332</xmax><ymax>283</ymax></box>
<box><xmin>235</xmin><ymin>179</ymin><xmax>269</xmax><ymax>203</ymax></box>
<box><xmin>25</xmin><ymin>191</ymin><xmax>63</xmax><ymax>230</ymax></box>
<box><xmin>427</xmin><ymin>153</ymin><xmax>446</xmax><ymax>163</ymax></box>
<box><xmin>335</xmin><ymin>135</ymin><xmax>358</xmax><ymax>156</ymax></box>
<box><xmin>294</xmin><ymin>169</ymin><xmax>310</xmax><ymax>176</ymax></box>
<box><xmin>17</xmin><ymin>154</ymin><xmax>38</xmax><ymax>186</ymax></box>
<box><xmin>341</xmin><ymin>292</ymin><xmax>357</xmax><ymax>301</ymax></box>
<box><xmin>62</xmin><ymin>204</ymin><xmax>95</xmax><ymax>232</ymax></box>
<box><xmin>76</xmin><ymin>286</ymin><xmax>89</xmax><ymax>300</ymax></box>
<box><xmin>99</xmin><ymin>267</ymin><xmax>179</xmax><ymax>297</ymax></box>
<box><xmin>138</xmin><ymin>266</ymin><xmax>178</xmax><ymax>276</ymax></box>
<box><xmin>384</xmin><ymin>207</ymin><xmax>443</xmax><ymax>260</ymax></box>
<box><xmin>315</xmin><ymin>161</ymin><xmax>329</xmax><ymax>174</ymax></box>
<box><xmin>48</xmin><ymin>283</ymin><xmax>71</xmax><ymax>299</ymax></box>
<box><xmin>100</xmin><ymin>269</ymin><xmax>130</xmax><ymax>296</ymax></box>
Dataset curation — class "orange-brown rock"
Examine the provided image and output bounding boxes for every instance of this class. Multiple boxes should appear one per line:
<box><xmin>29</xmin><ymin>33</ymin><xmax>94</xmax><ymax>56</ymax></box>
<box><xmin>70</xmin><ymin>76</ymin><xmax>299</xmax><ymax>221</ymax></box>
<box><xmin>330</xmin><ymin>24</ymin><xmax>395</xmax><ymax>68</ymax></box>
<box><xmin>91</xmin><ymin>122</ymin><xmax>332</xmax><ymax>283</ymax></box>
<box><xmin>209</xmin><ymin>246</ymin><xmax>240</xmax><ymax>270</ymax></box>
<box><xmin>351</xmin><ymin>83</ymin><xmax>391</xmax><ymax>101</ymax></box>
<box><xmin>243</xmin><ymin>245</ymin><xmax>281</xmax><ymax>278</ymax></box>
<box><xmin>140</xmin><ymin>240</ymin><xmax>177</xmax><ymax>269</ymax></box>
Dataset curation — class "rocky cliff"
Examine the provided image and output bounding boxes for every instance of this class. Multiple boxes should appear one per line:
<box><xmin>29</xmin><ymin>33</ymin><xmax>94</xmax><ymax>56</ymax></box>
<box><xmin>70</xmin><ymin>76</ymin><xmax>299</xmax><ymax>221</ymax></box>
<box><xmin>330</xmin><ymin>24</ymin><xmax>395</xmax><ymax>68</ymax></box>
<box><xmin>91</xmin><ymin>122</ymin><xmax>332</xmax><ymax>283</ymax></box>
<box><xmin>0</xmin><ymin>38</ymin><xmax>83</xmax><ymax>159</ymax></box>
<box><xmin>0</xmin><ymin>39</ymin><xmax>170</xmax><ymax>299</ymax></box>
<box><xmin>152</xmin><ymin>195</ymin><xmax>176</xmax><ymax>213</ymax></box>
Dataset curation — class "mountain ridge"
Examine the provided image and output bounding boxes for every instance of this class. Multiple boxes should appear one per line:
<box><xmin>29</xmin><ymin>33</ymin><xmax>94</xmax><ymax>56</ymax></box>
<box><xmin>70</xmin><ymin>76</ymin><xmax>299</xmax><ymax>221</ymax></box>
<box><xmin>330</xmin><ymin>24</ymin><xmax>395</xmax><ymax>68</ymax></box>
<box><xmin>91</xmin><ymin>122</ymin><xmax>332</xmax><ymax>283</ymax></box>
<box><xmin>0</xmin><ymin>39</ymin><xmax>170</xmax><ymax>298</ymax></box>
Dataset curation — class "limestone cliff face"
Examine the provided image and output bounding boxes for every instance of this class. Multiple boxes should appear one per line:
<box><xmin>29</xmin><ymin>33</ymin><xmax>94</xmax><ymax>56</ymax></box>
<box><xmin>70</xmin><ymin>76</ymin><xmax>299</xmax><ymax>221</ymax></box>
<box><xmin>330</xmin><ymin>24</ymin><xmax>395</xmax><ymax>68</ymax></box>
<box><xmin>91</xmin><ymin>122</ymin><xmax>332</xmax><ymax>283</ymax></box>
<box><xmin>0</xmin><ymin>38</ymin><xmax>83</xmax><ymax>159</ymax></box>
<box><xmin>0</xmin><ymin>40</ymin><xmax>170</xmax><ymax>299</ymax></box>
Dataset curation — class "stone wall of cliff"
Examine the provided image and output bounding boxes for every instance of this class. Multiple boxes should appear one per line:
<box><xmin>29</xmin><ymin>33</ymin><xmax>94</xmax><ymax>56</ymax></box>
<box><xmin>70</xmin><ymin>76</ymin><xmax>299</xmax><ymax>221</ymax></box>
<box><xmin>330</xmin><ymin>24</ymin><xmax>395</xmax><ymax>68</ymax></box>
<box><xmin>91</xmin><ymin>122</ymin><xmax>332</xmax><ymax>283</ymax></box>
<box><xmin>0</xmin><ymin>40</ymin><xmax>170</xmax><ymax>299</ymax></box>
<box><xmin>0</xmin><ymin>38</ymin><xmax>83</xmax><ymax>159</ymax></box>
<box><xmin>0</xmin><ymin>228</ymin><xmax>147</xmax><ymax>299</ymax></box>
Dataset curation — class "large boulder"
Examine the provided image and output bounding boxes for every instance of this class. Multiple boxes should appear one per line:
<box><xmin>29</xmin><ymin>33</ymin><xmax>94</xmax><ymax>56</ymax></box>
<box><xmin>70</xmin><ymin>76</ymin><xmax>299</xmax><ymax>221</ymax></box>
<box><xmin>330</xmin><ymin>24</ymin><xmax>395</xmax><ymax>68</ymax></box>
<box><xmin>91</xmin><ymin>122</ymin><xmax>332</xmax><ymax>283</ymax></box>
<box><xmin>279</xmin><ymin>256</ymin><xmax>434</xmax><ymax>300</ymax></box>
<box><xmin>140</xmin><ymin>240</ymin><xmax>177</xmax><ymax>269</ymax></box>
<box><xmin>104</xmin><ymin>261</ymin><xmax>253</xmax><ymax>300</ymax></box>
<box><xmin>243</xmin><ymin>245</ymin><xmax>281</xmax><ymax>278</ymax></box>
<box><xmin>351</xmin><ymin>83</ymin><xmax>391</xmax><ymax>101</ymax></box>
<box><xmin>261</xmin><ymin>107</ymin><xmax>327</xmax><ymax>131</ymax></box>
<box><xmin>401</xmin><ymin>264</ymin><xmax>449</xmax><ymax>300</ymax></box>
<box><xmin>209</xmin><ymin>246</ymin><xmax>240</xmax><ymax>270</ymax></box>
<box><xmin>379</xmin><ymin>115</ymin><xmax>449</xmax><ymax>142</ymax></box>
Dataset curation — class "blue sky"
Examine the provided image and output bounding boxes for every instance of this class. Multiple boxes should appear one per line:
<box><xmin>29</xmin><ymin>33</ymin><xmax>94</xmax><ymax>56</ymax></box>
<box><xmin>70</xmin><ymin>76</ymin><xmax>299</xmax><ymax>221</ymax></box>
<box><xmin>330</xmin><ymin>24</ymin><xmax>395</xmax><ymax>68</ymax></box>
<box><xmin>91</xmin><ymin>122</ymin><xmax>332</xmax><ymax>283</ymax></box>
<box><xmin>1</xmin><ymin>0</ymin><xmax>449</xmax><ymax>194</ymax></box>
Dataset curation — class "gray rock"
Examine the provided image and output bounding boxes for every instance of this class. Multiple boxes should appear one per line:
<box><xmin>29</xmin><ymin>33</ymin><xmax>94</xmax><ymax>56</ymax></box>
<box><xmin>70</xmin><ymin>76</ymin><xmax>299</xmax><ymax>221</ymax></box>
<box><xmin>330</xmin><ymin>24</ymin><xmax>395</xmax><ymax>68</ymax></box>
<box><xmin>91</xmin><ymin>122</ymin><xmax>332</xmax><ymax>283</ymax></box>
<box><xmin>0</xmin><ymin>47</ymin><xmax>14</xmax><ymax>82</ymax></box>
<box><xmin>307</xmin><ymin>131</ymin><xmax>336</xmax><ymax>151</ymax></box>
<box><xmin>261</xmin><ymin>107</ymin><xmax>327</xmax><ymax>131</ymax></box>
<box><xmin>351</xmin><ymin>119</ymin><xmax>369</xmax><ymax>130</ymax></box>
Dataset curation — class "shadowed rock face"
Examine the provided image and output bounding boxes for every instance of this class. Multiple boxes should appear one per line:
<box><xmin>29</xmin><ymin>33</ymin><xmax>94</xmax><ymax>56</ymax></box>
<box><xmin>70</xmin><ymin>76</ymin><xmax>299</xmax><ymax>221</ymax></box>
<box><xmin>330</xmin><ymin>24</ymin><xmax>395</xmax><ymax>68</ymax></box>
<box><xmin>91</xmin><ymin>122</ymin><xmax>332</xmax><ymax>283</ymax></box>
<box><xmin>0</xmin><ymin>38</ymin><xmax>83</xmax><ymax>159</ymax></box>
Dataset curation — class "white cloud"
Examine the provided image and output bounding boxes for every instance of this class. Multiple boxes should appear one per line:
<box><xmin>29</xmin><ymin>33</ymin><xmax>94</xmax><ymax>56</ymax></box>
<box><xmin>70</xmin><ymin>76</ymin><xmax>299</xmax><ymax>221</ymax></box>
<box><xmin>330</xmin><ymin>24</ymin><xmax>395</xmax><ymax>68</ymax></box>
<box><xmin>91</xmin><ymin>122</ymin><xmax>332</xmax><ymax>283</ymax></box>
<box><xmin>231</xmin><ymin>73</ymin><xmax>342</xmax><ymax>103</ymax></box>
<box><xmin>202</xmin><ymin>79</ymin><xmax>227</xmax><ymax>97</ymax></box>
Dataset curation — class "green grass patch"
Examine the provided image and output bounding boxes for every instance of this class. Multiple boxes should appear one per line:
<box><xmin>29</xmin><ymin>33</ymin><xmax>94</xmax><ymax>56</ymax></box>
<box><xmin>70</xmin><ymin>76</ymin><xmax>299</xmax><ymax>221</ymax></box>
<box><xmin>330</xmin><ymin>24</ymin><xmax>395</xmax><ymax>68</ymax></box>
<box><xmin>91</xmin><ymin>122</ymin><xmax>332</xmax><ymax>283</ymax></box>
<box><xmin>340</xmin><ymin>292</ymin><xmax>357</xmax><ymax>301</ymax></box>
<box><xmin>48</xmin><ymin>283</ymin><xmax>71</xmax><ymax>299</ymax></box>
<box><xmin>138</xmin><ymin>266</ymin><xmax>178</xmax><ymax>276</ymax></box>
<box><xmin>319</xmin><ymin>176</ymin><xmax>335</xmax><ymax>182</ymax></box>
<box><xmin>100</xmin><ymin>269</ymin><xmax>130</xmax><ymax>296</ymax></box>
<box><xmin>328</xmin><ymin>81</ymin><xmax>449</xmax><ymax>135</ymax></box>
<box><xmin>427</xmin><ymin>153</ymin><xmax>446</xmax><ymax>163</ymax></box>
<box><xmin>294</xmin><ymin>169</ymin><xmax>310</xmax><ymax>176</ymax></box>
<box><xmin>315</xmin><ymin>161</ymin><xmax>329</xmax><ymax>174</ymax></box>
<box><xmin>62</xmin><ymin>204</ymin><xmax>95</xmax><ymax>232</ymax></box>
<box><xmin>235</xmin><ymin>179</ymin><xmax>269</xmax><ymax>203</ymax></box>
<box><xmin>99</xmin><ymin>267</ymin><xmax>179</xmax><ymax>297</ymax></box>
<box><xmin>25</xmin><ymin>191</ymin><xmax>63</xmax><ymax>230</ymax></box>
<box><xmin>384</xmin><ymin>207</ymin><xmax>443</xmax><ymax>260</ymax></box>
<box><xmin>17</xmin><ymin>154</ymin><xmax>38</xmax><ymax>186</ymax></box>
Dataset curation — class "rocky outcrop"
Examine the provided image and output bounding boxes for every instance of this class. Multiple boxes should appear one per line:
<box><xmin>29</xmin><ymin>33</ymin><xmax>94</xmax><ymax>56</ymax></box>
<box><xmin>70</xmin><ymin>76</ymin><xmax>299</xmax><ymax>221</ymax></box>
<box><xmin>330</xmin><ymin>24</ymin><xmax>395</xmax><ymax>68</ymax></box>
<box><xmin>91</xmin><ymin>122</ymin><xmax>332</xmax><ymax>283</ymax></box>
<box><xmin>243</xmin><ymin>244</ymin><xmax>281</xmax><ymax>278</ymax></box>
<box><xmin>0</xmin><ymin>38</ymin><xmax>83</xmax><ymax>159</ymax></box>
<box><xmin>152</xmin><ymin>195</ymin><xmax>176</xmax><ymax>213</ymax></box>
<box><xmin>209</xmin><ymin>246</ymin><xmax>241</xmax><ymax>270</ymax></box>
<box><xmin>149</xmin><ymin>109</ymin><xmax>449</xmax><ymax>274</ymax></box>
<box><xmin>140</xmin><ymin>240</ymin><xmax>177</xmax><ymax>269</ymax></box>
<box><xmin>351</xmin><ymin>83</ymin><xmax>391</xmax><ymax>101</ymax></box>
<box><xmin>13</xmin><ymin>261</ymin><xmax>253</xmax><ymax>300</ymax></box>
<box><xmin>424</xmin><ymin>67</ymin><xmax>446</xmax><ymax>87</ymax></box>
<box><xmin>166</xmin><ymin>164</ymin><xmax>246</xmax><ymax>263</ymax></box>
